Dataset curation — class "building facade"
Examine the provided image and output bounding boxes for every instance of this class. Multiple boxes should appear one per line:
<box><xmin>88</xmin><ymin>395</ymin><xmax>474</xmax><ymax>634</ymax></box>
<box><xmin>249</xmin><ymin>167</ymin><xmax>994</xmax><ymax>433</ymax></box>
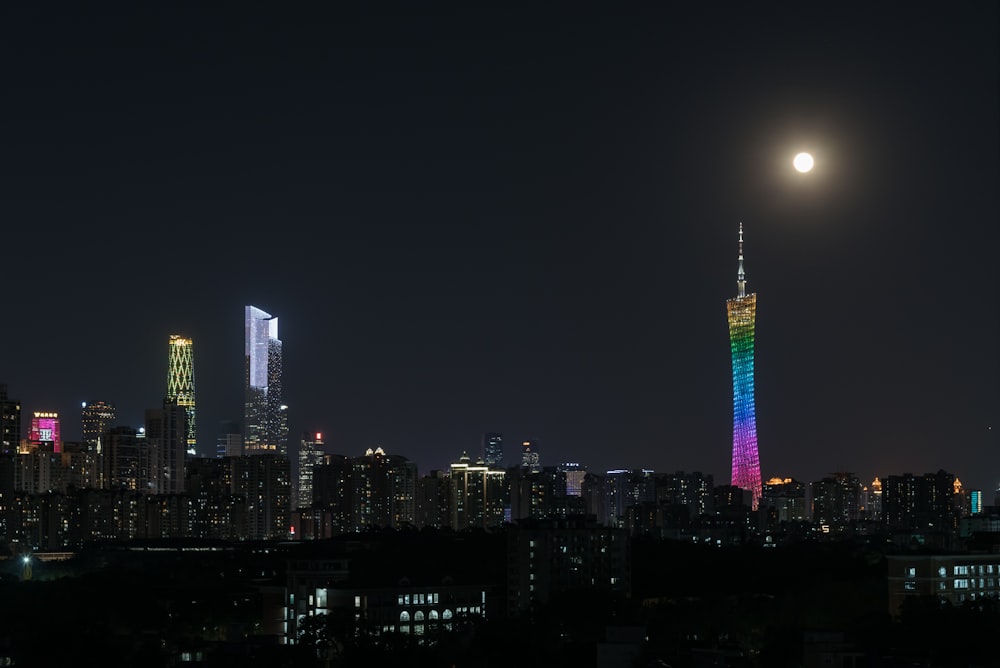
<box><xmin>244</xmin><ymin>305</ymin><xmax>288</xmax><ymax>457</ymax></box>
<box><xmin>297</xmin><ymin>431</ymin><xmax>325</xmax><ymax>509</ymax></box>
<box><xmin>28</xmin><ymin>412</ymin><xmax>61</xmax><ymax>454</ymax></box>
<box><xmin>81</xmin><ymin>400</ymin><xmax>116</xmax><ymax>451</ymax></box>
<box><xmin>726</xmin><ymin>223</ymin><xmax>762</xmax><ymax>509</ymax></box>
<box><xmin>167</xmin><ymin>334</ymin><xmax>197</xmax><ymax>456</ymax></box>
<box><xmin>483</xmin><ymin>432</ymin><xmax>503</xmax><ymax>467</ymax></box>
<box><xmin>145</xmin><ymin>398</ymin><xmax>188</xmax><ymax>495</ymax></box>
<box><xmin>0</xmin><ymin>385</ymin><xmax>21</xmax><ymax>455</ymax></box>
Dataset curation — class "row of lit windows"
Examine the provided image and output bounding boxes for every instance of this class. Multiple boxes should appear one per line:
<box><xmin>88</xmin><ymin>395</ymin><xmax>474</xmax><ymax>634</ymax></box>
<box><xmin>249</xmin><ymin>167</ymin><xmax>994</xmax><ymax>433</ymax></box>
<box><xmin>903</xmin><ymin>564</ymin><xmax>1000</xmax><ymax>578</ymax></box>
<box><xmin>397</xmin><ymin>592</ymin><xmax>439</xmax><ymax>606</ymax></box>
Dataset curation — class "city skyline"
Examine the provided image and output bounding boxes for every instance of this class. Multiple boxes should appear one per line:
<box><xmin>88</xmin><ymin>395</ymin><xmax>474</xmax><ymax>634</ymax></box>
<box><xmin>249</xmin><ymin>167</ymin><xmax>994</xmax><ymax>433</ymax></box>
<box><xmin>2</xmin><ymin>4</ymin><xmax>997</xmax><ymax>493</ymax></box>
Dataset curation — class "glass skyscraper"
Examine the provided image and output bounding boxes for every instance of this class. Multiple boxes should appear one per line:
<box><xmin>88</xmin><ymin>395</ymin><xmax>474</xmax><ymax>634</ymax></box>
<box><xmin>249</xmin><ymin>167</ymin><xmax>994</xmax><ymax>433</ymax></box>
<box><xmin>726</xmin><ymin>223</ymin><xmax>762</xmax><ymax>509</ymax></box>
<box><xmin>167</xmin><ymin>335</ymin><xmax>197</xmax><ymax>456</ymax></box>
<box><xmin>483</xmin><ymin>432</ymin><xmax>503</xmax><ymax>467</ymax></box>
<box><xmin>244</xmin><ymin>305</ymin><xmax>288</xmax><ymax>456</ymax></box>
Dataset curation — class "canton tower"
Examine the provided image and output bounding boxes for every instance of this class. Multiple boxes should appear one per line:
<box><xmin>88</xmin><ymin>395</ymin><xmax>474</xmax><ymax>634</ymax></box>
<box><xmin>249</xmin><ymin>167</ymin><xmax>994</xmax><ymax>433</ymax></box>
<box><xmin>726</xmin><ymin>223</ymin><xmax>761</xmax><ymax>508</ymax></box>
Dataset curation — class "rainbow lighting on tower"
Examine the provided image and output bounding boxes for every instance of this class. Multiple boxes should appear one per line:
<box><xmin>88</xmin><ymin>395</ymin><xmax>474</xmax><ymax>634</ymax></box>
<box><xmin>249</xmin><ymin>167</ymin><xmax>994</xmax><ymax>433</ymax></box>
<box><xmin>726</xmin><ymin>223</ymin><xmax>762</xmax><ymax>509</ymax></box>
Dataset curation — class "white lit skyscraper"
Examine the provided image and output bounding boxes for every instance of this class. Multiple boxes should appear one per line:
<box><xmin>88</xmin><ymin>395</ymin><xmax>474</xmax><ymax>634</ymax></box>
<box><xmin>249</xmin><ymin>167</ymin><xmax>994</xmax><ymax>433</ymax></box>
<box><xmin>244</xmin><ymin>305</ymin><xmax>288</xmax><ymax>456</ymax></box>
<box><xmin>167</xmin><ymin>335</ymin><xmax>197</xmax><ymax>456</ymax></box>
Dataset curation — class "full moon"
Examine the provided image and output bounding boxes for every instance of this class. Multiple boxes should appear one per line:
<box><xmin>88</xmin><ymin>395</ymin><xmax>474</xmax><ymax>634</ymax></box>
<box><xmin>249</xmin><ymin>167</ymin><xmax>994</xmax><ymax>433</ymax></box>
<box><xmin>793</xmin><ymin>152</ymin><xmax>814</xmax><ymax>173</ymax></box>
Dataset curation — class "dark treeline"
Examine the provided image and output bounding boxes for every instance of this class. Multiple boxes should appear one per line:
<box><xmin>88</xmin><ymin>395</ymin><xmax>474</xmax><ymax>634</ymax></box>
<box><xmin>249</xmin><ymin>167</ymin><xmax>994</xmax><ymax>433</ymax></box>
<box><xmin>0</xmin><ymin>530</ymin><xmax>996</xmax><ymax>667</ymax></box>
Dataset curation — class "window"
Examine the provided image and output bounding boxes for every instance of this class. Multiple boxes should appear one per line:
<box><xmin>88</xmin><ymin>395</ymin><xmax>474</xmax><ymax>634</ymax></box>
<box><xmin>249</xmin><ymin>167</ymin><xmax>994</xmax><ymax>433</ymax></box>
<box><xmin>954</xmin><ymin>566</ymin><xmax>969</xmax><ymax>576</ymax></box>
<box><xmin>954</xmin><ymin>579</ymin><xmax>969</xmax><ymax>589</ymax></box>
<box><xmin>400</xmin><ymin>611</ymin><xmax>410</xmax><ymax>622</ymax></box>
<box><xmin>906</xmin><ymin>567</ymin><xmax>916</xmax><ymax>577</ymax></box>
<box><xmin>938</xmin><ymin>567</ymin><xmax>947</xmax><ymax>578</ymax></box>
<box><xmin>904</xmin><ymin>581</ymin><xmax>916</xmax><ymax>591</ymax></box>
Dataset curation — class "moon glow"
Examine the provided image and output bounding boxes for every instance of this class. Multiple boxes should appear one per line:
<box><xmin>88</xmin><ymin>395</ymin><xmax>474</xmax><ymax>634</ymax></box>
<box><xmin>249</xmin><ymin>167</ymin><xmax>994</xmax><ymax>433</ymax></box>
<box><xmin>793</xmin><ymin>152</ymin><xmax>814</xmax><ymax>173</ymax></box>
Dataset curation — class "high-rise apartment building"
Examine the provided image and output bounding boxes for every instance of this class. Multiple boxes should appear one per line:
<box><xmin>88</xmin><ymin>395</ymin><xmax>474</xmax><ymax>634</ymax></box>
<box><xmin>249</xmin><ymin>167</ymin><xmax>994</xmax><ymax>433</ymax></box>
<box><xmin>244</xmin><ymin>305</ymin><xmax>288</xmax><ymax>456</ymax></box>
<box><xmin>726</xmin><ymin>223</ymin><xmax>762</xmax><ymax>509</ymax></box>
<box><xmin>0</xmin><ymin>384</ymin><xmax>21</xmax><ymax>454</ymax></box>
<box><xmin>167</xmin><ymin>335</ymin><xmax>197</xmax><ymax>456</ymax></box>
<box><xmin>81</xmin><ymin>400</ymin><xmax>116</xmax><ymax>451</ymax></box>
<box><xmin>449</xmin><ymin>451</ymin><xmax>506</xmax><ymax>530</ymax></box>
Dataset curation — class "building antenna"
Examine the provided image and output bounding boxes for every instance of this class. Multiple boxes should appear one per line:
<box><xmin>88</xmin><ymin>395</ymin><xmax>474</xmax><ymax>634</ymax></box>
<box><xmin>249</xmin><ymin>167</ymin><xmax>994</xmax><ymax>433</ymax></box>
<box><xmin>737</xmin><ymin>222</ymin><xmax>746</xmax><ymax>298</ymax></box>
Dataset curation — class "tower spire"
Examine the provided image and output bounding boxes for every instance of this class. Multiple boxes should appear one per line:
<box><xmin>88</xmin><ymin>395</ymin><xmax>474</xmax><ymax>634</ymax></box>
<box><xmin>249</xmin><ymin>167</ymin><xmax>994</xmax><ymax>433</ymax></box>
<box><xmin>737</xmin><ymin>222</ymin><xmax>746</xmax><ymax>298</ymax></box>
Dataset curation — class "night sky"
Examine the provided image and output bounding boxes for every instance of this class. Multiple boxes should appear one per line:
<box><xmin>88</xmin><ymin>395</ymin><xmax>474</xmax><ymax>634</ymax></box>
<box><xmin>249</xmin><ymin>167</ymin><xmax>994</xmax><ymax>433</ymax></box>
<box><xmin>3</xmin><ymin>3</ymin><xmax>997</xmax><ymax>492</ymax></box>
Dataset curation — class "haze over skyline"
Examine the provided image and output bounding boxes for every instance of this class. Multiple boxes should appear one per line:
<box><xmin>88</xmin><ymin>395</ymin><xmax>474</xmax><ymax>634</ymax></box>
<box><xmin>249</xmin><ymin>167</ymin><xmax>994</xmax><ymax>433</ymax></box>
<box><xmin>3</xmin><ymin>3</ymin><xmax>997</xmax><ymax>492</ymax></box>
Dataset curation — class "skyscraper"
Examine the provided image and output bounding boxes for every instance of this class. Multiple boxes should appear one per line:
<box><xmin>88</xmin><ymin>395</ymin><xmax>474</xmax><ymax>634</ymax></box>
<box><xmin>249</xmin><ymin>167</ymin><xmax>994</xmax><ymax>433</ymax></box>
<box><xmin>483</xmin><ymin>432</ymin><xmax>503</xmax><ymax>467</ymax></box>
<box><xmin>81</xmin><ymin>400</ymin><xmax>116</xmax><ymax>451</ymax></box>
<box><xmin>521</xmin><ymin>439</ymin><xmax>540</xmax><ymax>472</ymax></box>
<box><xmin>297</xmin><ymin>431</ymin><xmax>325</xmax><ymax>509</ymax></box>
<box><xmin>167</xmin><ymin>335</ymin><xmax>197</xmax><ymax>456</ymax></box>
<box><xmin>145</xmin><ymin>398</ymin><xmax>188</xmax><ymax>495</ymax></box>
<box><xmin>28</xmin><ymin>411</ymin><xmax>61</xmax><ymax>453</ymax></box>
<box><xmin>726</xmin><ymin>223</ymin><xmax>762</xmax><ymax>509</ymax></box>
<box><xmin>244</xmin><ymin>305</ymin><xmax>288</xmax><ymax>456</ymax></box>
<box><xmin>0</xmin><ymin>384</ymin><xmax>21</xmax><ymax>455</ymax></box>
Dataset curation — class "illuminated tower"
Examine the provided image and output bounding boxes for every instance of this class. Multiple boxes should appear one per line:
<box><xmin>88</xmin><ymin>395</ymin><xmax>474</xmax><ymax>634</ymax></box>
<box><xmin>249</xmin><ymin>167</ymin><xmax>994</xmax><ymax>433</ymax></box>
<box><xmin>28</xmin><ymin>412</ymin><xmax>61</xmax><ymax>453</ymax></box>
<box><xmin>167</xmin><ymin>335</ymin><xmax>197</xmax><ymax>456</ymax></box>
<box><xmin>244</xmin><ymin>305</ymin><xmax>288</xmax><ymax>456</ymax></box>
<box><xmin>726</xmin><ymin>223</ymin><xmax>761</xmax><ymax>509</ymax></box>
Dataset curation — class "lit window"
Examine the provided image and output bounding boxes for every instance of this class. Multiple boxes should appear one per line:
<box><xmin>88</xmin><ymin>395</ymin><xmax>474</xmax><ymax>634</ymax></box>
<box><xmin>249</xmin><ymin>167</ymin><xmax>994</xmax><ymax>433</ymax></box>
<box><xmin>906</xmin><ymin>567</ymin><xmax>916</xmax><ymax>577</ymax></box>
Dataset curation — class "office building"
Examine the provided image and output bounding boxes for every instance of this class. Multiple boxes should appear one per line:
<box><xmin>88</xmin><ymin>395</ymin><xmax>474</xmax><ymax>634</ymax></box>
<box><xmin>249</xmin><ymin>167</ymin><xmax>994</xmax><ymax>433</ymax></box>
<box><xmin>166</xmin><ymin>334</ymin><xmax>197</xmax><ymax>455</ymax></box>
<box><xmin>887</xmin><ymin>553</ymin><xmax>1000</xmax><ymax>618</ymax></box>
<box><xmin>81</xmin><ymin>400</ymin><xmax>116</xmax><ymax>451</ymax></box>
<box><xmin>297</xmin><ymin>431</ymin><xmax>325</xmax><ymax>509</ymax></box>
<box><xmin>559</xmin><ymin>462</ymin><xmax>587</xmax><ymax>497</ymax></box>
<box><xmin>28</xmin><ymin>411</ymin><xmax>61</xmax><ymax>453</ymax></box>
<box><xmin>520</xmin><ymin>439</ymin><xmax>540</xmax><ymax>472</ymax></box>
<box><xmin>145</xmin><ymin>398</ymin><xmax>188</xmax><ymax>495</ymax></box>
<box><xmin>726</xmin><ymin>223</ymin><xmax>762</xmax><ymax>509</ymax></box>
<box><xmin>103</xmin><ymin>425</ymin><xmax>145</xmax><ymax>491</ymax></box>
<box><xmin>216</xmin><ymin>419</ymin><xmax>242</xmax><ymax>458</ymax></box>
<box><xmin>244</xmin><ymin>305</ymin><xmax>288</xmax><ymax>456</ymax></box>
<box><xmin>483</xmin><ymin>432</ymin><xmax>503</xmax><ymax>467</ymax></box>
